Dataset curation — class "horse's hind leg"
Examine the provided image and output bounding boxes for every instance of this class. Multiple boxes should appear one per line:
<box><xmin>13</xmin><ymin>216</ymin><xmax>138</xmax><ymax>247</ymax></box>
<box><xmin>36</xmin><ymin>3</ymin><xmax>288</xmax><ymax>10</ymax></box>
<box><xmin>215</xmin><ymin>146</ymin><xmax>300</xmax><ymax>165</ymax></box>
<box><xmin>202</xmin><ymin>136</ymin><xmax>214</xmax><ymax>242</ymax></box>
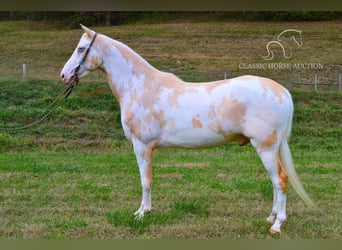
<box><xmin>253</xmin><ymin>142</ymin><xmax>288</xmax><ymax>234</ymax></box>
<box><xmin>266</xmin><ymin>182</ymin><xmax>278</xmax><ymax>225</ymax></box>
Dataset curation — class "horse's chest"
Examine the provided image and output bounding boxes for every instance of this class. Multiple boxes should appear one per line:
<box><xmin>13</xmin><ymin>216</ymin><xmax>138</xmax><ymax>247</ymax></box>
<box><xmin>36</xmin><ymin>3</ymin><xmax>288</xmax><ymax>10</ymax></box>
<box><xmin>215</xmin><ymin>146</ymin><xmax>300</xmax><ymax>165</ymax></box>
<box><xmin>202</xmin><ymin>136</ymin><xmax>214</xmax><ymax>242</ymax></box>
<box><xmin>120</xmin><ymin>104</ymin><xmax>162</xmax><ymax>142</ymax></box>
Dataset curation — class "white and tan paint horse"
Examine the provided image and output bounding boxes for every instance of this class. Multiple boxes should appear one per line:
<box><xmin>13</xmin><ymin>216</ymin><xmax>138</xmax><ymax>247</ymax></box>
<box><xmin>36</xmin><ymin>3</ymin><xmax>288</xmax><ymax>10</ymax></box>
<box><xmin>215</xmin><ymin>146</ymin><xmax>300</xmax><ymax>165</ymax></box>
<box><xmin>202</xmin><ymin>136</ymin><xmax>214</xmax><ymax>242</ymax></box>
<box><xmin>61</xmin><ymin>25</ymin><xmax>314</xmax><ymax>234</ymax></box>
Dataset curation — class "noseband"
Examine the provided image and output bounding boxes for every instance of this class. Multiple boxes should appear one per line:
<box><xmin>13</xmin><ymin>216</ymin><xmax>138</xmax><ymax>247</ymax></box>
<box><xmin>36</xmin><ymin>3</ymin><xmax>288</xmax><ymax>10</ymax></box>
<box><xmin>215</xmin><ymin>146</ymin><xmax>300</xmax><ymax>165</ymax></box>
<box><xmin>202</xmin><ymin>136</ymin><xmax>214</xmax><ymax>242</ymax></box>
<box><xmin>69</xmin><ymin>32</ymin><xmax>98</xmax><ymax>87</ymax></box>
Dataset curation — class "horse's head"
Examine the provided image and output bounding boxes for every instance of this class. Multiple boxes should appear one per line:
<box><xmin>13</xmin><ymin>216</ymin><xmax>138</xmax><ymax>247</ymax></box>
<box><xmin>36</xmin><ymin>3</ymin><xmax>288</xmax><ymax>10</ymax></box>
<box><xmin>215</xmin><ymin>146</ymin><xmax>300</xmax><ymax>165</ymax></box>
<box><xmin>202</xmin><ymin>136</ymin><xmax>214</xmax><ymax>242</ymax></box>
<box><xmin>278</xmin><ymin>29</ymin><xmax>303</xmax><ymax>48</ymax></box>
<box><xmin>60</xmin><ymin>24</ymin><xmax>102</xmax><ymax>85</ymax></box>
<box><xmin>291</xmin><ymin>31</ymin><xmax>303</xmax><ymax>47</ymax></box>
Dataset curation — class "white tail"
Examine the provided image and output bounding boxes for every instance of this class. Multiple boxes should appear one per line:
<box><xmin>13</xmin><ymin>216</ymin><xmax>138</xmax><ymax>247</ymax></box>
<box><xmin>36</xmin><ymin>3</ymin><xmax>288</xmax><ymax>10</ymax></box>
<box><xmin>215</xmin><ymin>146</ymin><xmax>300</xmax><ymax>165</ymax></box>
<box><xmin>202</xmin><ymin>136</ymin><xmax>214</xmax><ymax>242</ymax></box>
<box><xmin>279</xmin><ymin>108</ymin><xmax>315</xmax><ymax>208</ymax></box>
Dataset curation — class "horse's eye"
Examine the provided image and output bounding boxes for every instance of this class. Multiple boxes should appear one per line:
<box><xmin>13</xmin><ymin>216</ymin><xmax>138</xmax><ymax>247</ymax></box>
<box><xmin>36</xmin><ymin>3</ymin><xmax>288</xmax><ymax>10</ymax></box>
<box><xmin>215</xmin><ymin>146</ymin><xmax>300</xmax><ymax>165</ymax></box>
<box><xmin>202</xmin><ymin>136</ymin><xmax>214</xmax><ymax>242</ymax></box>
<box><xmin>78</xmin><ymin>47</ymin><xmax>86</xmax><ymax>53</ymax></box>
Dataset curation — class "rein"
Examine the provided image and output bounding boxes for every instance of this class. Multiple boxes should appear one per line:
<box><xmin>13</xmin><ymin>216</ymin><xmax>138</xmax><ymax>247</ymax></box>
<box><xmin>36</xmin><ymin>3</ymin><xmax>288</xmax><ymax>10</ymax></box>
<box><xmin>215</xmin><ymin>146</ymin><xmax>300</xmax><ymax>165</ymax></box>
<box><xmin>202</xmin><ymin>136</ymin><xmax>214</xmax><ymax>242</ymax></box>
<box><xmin>0</xmin><ymin>33</ymin><xmax>97</xmax><ymax>131</ymax></box>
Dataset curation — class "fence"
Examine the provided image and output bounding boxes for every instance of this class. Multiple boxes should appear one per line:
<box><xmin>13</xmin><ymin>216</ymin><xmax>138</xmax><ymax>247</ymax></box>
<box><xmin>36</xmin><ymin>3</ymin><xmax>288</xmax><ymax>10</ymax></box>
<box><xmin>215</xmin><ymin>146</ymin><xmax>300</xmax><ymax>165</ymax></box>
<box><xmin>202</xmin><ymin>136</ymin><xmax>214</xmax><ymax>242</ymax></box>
<box><xmin>289</xmin><ymin>68</ymin><xmax>342</xmax><ymax>92</ymax></box>
<box><xmin>2</xmin><ymin>61</ymin><xmax>342</xmax><ymax>92</ymax></box>
<box><xmin>177</xmin><ymin>67</ymin><xmax>342</xmax><ymax>92</ymax></box>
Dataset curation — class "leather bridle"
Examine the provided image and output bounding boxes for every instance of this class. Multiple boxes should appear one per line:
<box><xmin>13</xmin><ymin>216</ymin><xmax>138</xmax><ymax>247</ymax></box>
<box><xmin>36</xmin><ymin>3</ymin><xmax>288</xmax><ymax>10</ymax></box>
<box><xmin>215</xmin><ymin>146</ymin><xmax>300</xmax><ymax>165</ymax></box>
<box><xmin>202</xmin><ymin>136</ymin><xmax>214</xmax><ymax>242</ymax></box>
<box><xmin>68</xmin><ymin>32</ymin><xmax>98</xmax><ymax>87</ymax></box>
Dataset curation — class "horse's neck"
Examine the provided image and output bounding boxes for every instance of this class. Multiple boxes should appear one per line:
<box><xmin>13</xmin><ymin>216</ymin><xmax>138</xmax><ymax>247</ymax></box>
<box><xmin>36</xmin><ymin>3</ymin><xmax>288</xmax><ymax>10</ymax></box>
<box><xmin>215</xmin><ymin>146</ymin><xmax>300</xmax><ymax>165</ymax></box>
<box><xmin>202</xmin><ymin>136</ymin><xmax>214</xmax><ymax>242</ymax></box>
<box><xmin>100</xmin><ymin>36</ymin><xmax>167</xmax><ymax>104</ymax></box>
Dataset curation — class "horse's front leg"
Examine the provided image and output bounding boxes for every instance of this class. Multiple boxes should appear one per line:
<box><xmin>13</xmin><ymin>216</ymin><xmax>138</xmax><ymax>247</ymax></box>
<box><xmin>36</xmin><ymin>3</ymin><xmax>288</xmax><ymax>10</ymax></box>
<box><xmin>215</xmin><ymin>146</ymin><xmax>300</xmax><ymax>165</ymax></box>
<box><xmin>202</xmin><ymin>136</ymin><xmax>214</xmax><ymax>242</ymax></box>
<box><xmin>132</xmin><ymin>138</ymin><xmax>154</xmax><ymax>220</ymax></box>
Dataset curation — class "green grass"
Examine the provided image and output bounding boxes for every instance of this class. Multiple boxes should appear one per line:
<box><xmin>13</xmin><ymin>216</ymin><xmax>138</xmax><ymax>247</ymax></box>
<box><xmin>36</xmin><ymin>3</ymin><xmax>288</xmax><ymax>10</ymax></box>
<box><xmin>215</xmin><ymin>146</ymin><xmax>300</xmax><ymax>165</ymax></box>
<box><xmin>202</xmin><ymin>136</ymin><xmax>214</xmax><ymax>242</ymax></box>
<box><xmin>0</xmin><ymin>20</ymin><xmax>341</xmax><ymax>239</ymax></box>
<box><xmin>0</xmin><ymin>144</ymin><xmax>340</xmax><ymax>238</ymax></box>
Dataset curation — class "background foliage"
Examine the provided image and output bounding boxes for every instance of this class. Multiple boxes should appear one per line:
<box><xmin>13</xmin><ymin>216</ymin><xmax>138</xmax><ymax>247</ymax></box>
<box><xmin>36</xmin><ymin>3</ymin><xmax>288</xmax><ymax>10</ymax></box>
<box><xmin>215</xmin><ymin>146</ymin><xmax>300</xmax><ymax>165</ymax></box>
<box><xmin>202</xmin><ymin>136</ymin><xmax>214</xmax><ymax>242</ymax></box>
<box><xmin>0</xmin><ymin>11</ymin><xmax>341</xmax><ymax>28</ymax></box>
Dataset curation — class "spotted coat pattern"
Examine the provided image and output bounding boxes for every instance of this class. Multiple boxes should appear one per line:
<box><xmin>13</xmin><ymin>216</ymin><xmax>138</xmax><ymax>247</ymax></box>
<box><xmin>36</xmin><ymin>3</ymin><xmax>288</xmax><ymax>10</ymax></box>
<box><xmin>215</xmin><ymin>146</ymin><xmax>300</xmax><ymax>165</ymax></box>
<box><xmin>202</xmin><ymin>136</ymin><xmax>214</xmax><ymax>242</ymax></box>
<box><xmin>61</xmin><ymin>25</ymin><xmax>314</xmax><ymax>234</ymax></box>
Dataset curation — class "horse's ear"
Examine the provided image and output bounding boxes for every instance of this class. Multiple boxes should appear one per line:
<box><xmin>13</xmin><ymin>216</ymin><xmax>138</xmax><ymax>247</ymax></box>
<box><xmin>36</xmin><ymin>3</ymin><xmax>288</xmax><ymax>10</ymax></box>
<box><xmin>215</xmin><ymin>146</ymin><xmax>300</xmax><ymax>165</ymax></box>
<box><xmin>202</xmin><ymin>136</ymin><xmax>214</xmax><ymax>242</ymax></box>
<box><xmin>80</xmin><ymin>24</ymin><xmax>95</xmax><ymax>39</ymax></box>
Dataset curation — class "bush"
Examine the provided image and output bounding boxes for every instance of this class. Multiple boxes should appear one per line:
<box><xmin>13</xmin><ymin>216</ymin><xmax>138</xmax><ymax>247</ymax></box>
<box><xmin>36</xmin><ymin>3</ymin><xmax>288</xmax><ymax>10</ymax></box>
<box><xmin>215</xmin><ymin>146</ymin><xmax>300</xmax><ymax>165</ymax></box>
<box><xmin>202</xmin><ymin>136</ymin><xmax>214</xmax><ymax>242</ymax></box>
<box><xmin>68</xmin><ymin>12</ymin><xmax>97</xmax><ymax>29</ymax></box>
<box><xmin>0</xmin><ymin>11</ymin><xmax>341</xmax><ymax>26</ymax></box>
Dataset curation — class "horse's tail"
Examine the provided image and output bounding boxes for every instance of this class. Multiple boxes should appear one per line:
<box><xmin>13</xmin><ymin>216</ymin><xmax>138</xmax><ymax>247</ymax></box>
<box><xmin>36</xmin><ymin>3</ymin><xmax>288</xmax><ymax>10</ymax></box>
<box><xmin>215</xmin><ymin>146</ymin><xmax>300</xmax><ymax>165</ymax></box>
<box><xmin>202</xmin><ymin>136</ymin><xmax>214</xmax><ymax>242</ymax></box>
<box><xmin>279</xmin><ymin>99</ymin><xmax>316</xmax><ymax>208</ymax></box>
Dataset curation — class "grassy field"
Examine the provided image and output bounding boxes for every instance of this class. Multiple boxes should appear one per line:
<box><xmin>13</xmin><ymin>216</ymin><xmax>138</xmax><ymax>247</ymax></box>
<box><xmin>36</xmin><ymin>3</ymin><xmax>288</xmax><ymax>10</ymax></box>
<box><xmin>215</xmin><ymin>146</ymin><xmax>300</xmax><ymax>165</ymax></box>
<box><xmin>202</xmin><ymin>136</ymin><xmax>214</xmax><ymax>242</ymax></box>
<box><xmin>0</xmin><ymin>20</ymin><xmax>341</xmax><ymax>239</ymax></box>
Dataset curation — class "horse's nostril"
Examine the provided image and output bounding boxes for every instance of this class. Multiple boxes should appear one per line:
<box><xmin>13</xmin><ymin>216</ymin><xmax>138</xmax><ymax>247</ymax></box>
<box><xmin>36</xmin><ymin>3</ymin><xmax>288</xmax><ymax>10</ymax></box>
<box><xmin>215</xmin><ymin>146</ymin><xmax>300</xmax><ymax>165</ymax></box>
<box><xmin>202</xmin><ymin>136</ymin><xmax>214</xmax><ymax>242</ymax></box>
<box><xmin>61</xmin><ymin>74</ymin><xmax>67</xmax><ymax>82</ymax></box>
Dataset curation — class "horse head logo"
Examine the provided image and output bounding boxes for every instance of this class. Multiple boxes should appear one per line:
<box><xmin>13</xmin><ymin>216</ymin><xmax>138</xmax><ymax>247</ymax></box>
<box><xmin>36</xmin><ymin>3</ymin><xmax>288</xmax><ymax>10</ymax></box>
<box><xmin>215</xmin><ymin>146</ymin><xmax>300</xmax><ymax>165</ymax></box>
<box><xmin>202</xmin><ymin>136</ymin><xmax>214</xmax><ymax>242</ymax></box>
<box><xmin>261</xmin><ymin>29</ymin><xmax>303</xmax><ymax>61</ymax></box>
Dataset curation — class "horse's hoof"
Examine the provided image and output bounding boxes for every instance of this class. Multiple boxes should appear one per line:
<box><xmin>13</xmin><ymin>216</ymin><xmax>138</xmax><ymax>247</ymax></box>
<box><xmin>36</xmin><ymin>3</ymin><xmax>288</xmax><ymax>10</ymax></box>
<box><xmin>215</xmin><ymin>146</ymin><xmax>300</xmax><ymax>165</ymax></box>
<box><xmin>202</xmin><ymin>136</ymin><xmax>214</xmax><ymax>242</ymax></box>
<box><xmin>269</xmin><ymin>228</ymin><xmax>281</xmax><ymax>235</ymax></box>
<box><xmin>134</xmin><ymin>215</ymin><xmax>143</xmax><ymax>221</ymax></box>
<box><xmin>134</xmin><ymin>212</ymin><xmax>144</xmax><ymax>221</ymax></box>
<box><xmin>133</xmin><ymin>208</ymin><xmax>151</xmax><ymax>221</ymax></box>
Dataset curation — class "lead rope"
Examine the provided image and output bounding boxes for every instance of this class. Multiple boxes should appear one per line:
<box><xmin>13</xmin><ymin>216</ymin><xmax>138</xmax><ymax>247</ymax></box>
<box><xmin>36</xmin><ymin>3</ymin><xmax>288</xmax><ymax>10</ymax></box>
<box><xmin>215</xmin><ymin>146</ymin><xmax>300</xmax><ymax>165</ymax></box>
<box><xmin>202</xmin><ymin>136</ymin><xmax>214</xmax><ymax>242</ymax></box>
<box><xmin>0</xmin><ymin>83</ymin><xmax>74</xmax><ymax>131</ymax></box>
<box><xmin>0</xmin><ymin>32</ymin><xmax>97</xmax><ymax>131</ymax></box>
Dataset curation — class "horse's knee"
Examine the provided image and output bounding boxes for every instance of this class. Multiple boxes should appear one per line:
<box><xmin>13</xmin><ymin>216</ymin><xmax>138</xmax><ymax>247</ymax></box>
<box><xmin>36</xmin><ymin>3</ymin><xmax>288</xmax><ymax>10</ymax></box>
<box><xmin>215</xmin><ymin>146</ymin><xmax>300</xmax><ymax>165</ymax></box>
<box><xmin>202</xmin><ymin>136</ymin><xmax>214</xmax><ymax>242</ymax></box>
<box><xmin>141</xmin><ymin>177</ymin><xmax>152</xmax><ymax>189</ymax></box>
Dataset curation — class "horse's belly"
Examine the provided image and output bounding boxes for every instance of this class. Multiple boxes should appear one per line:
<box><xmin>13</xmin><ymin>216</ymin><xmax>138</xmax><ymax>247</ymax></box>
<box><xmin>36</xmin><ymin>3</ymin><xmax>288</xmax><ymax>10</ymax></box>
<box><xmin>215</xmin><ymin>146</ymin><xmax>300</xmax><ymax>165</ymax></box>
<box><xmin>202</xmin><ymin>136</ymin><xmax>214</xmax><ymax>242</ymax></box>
<box><xmin>159</xmin><ymin>128</ymin><xmax>237</xmax><ymax>148</ymax></box>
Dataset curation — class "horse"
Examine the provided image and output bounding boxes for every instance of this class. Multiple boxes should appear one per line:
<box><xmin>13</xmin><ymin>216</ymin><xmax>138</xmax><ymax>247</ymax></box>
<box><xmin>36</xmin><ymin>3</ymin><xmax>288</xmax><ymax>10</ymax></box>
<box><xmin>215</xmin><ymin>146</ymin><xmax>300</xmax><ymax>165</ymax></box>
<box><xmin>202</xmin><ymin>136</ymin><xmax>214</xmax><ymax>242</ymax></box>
<box><xmin>60</xmin><ymin>25</ymin><xmax>314</xmax><ymax>234</ymax></box>
<box><xmin>262</xmin><ymin>29</ymin><xmax>303</xmax><ymax>61</ymax></box>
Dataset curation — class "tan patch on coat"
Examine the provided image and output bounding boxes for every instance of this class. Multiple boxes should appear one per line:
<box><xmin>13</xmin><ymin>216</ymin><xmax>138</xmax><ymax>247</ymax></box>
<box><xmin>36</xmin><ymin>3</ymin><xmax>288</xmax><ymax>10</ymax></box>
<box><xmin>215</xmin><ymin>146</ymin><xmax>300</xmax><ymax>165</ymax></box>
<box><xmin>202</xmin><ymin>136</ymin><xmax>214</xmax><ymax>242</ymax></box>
<box><xmin>217</xmin><ymin>98</ymin><xmax>246</xmax><ymax>126</ymax></box>
<box><xmin>277</xmin><ymin>153</ymin><xmax>288</xmax><ymax>193</ymax></box>
<box><xmin>144</xmin><ymin>113</ymin><xmax>153</xmax><ymax>125</ymax></box>
<box><xmin>143</xmin><ymin>141</ymin><xmax>159</xmax><ymax>185</ymax></box>
<box><xmin>260</xmin><ymin>78</ymin><xmax>288</xmax><ymax>104</ymax></box>
<box><xmin>261</xmin><ymin>130</ymin><xmax>278</xmax><ymax>149</ymax></box>
<box><xmin>151</xmin><ymin>110</ymin><xmax>167</xmax><ymax>127</ymax></box>
<box><xmin>124</xmin><ymin>109</ymin><xmax>143</xmax><ymax>139</ymax></box>
<box><xmin>203</xmin><ymin>80</ymin><xmax>227</xmax><ymax>94</ymax></box>
<box><xmin>192</xmin><ymin>115</ymin><xmax>203</xmax><ymax>128</ymax></box>
<box><xmin>207</xmin><ymin>99</ymin><xmax>247</xmax><ymax>141</ymax></box>
<box><xmin>168</xmin><ymin>89</ymin><xmax>182</xmax><ymax>107</ymax></box>
<box><xmin>91</xmin><ymin>56</ymin><xmax>100</xmax><ymax>68</ymax></box>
